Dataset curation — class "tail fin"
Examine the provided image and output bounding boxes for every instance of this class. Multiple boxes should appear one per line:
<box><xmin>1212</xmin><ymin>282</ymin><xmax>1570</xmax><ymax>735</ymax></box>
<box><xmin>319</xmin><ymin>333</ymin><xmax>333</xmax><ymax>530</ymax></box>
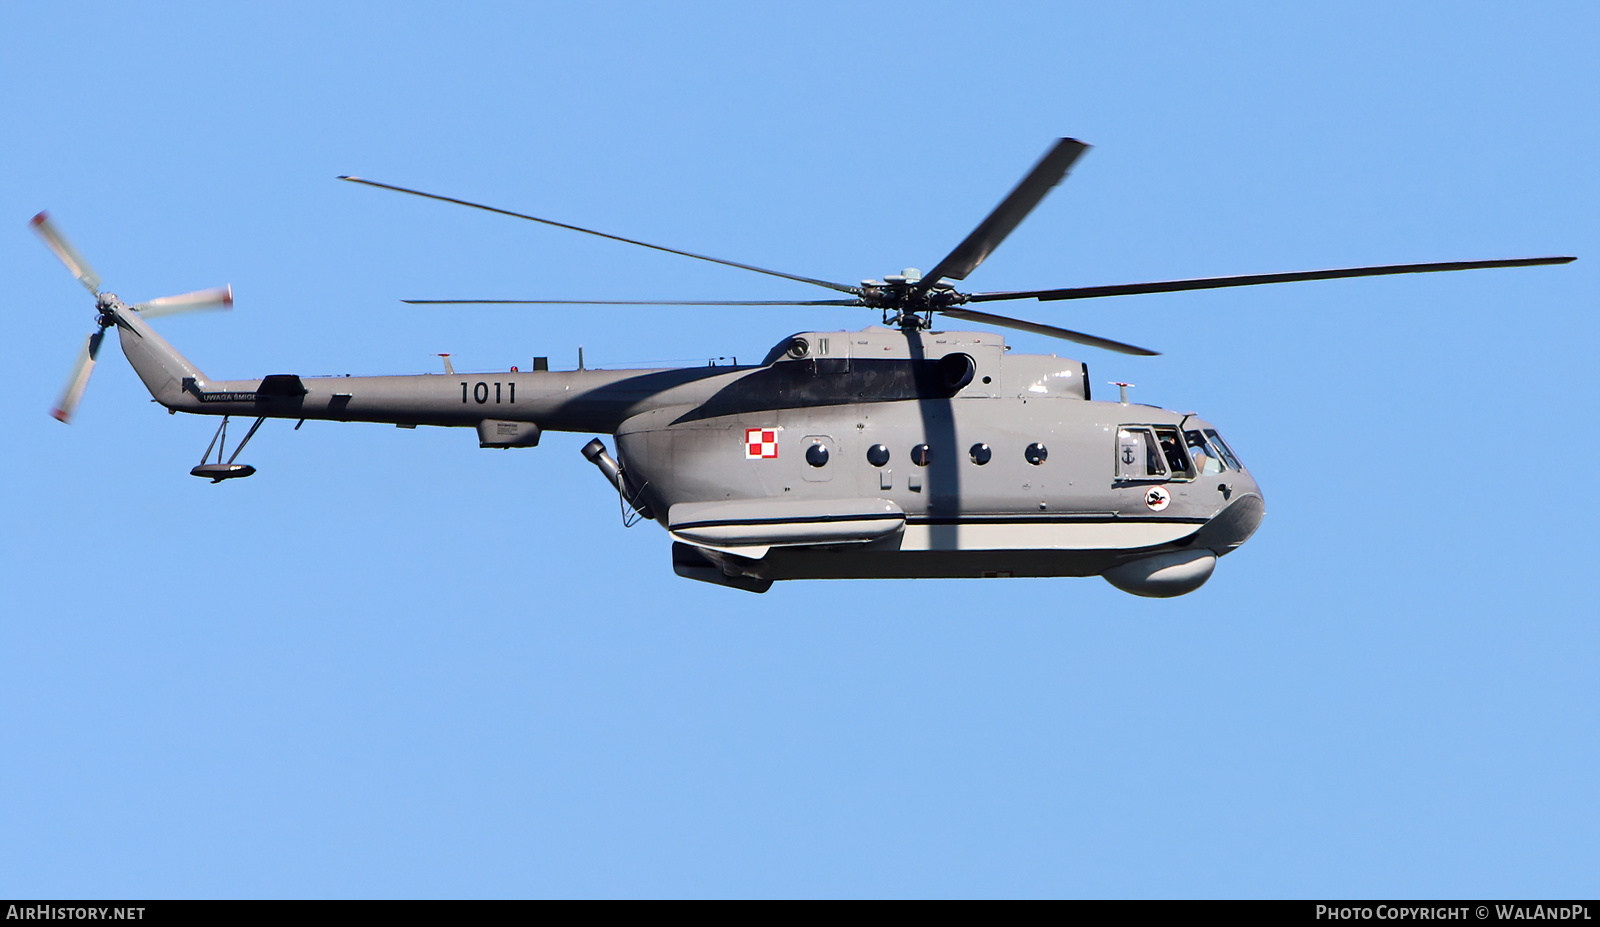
<box><xmin>112</xmin><ymin>304</ymin><xmax>210</xmax><ymax>408</ymax></box>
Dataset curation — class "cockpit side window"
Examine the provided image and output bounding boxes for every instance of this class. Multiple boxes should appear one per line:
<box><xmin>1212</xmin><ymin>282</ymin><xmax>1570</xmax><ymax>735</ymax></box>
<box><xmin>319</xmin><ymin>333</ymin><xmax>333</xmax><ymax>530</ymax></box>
<box><xmin>1154</xmin><ymin>426</ymin><xmax>1194</xmax><ymax>480</ymax></box>
<box><xmin>1119</xmin><ymin>425</ymin><xmax>1209</xmax><ymax>481</ymax></box>
<box><xmin>1116</xmin><ymin>427</ymin><xmax>1168</xmax><ymax>480</ymax></box>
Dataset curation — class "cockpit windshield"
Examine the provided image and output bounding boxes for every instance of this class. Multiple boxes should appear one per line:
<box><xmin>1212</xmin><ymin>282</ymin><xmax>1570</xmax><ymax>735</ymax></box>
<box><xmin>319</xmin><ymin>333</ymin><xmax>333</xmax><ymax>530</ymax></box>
<box><xmin>1184</xmin><ymin>428</ymin><xmax>1243</xmax><ymax>473</ymax></box>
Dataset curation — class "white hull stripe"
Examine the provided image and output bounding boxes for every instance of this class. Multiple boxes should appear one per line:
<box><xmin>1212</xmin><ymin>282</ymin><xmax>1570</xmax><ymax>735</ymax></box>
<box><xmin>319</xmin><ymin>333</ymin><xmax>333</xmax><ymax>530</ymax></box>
<box><xmin>675</xmin><ymin>515</ymin><xmax>1208</xmax><ymax>557</ymax></box>
<box><xmin>897</xmin><ymin>519</ymin><xmax>1201</xmax><ymax>551</ymax></box>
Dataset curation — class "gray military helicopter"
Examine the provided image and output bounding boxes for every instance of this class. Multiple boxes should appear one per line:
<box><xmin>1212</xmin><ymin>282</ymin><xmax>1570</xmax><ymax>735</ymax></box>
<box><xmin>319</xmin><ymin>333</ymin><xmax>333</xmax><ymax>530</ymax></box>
<box><xmin>38</xmin><ymin>139</ymin><xmax>1573</xmax><ymax>595</ymax></box>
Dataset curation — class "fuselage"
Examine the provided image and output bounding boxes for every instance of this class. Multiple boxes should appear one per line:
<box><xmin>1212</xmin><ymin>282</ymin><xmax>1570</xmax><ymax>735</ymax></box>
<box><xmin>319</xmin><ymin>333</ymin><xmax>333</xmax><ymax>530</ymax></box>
<box><xmin>116</xmin><ymin>309</ymin><xmax>1263</xmax><ymax>594</ymax></box>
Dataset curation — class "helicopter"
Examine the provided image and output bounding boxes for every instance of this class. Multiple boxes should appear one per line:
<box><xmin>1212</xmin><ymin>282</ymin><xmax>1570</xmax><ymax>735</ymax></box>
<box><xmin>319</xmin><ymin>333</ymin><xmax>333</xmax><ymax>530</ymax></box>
<box><xmin>37</xmin><ymin>139</ymin><xmax>1574</xmax><ymax>596</ymax></box>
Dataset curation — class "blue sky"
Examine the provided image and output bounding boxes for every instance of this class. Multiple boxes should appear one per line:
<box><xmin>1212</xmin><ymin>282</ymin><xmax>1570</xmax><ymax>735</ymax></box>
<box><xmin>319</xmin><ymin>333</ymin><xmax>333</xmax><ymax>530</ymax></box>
<box><xmin>3</xmin><ymin>1</ymin><xmax>1596</xmax><ymax>898</ymax></box>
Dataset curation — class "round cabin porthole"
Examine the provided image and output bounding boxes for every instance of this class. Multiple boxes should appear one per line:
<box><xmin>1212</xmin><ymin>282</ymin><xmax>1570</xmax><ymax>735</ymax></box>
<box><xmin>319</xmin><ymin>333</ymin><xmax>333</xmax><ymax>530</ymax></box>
<box><xmin>806</xmin><ymin>443</ymin><xmax>829</xmax><ymax>467</ymax></box>
<box><xmin>970</xmin><ymin>443</ymin><xmax>992</xmax><ymax>465</ymax></box>
<box><xmin>866</xmin><ymin>444</ymin><xmax>890</xmax><ymax>467</ymax></box>
<box><xmin>1025</xmin><ymin>443</ymin><xmax>1048</xmax><ymax>466</ymax></box>
<box><xmin>911</xmin><ymin>444</ymin><xmax>931</xmax><ymax>467</ymax></box>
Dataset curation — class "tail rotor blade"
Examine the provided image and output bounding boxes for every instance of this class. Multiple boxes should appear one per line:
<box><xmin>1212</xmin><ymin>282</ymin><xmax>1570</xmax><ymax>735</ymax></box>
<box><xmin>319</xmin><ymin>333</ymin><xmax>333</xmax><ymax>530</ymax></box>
<box><xmin>134</xmin><ymin>285</ymin><xmax>234</xmax><ymax>319</ymax></box>
<box><xmin>30</xmin><ymin>212</ymin><xmax>102</xmax><ymax>295</ymax></box>
<box><xmin>51</xmin><ymin>329</ymin><xmax>104</xmax><ymax>423</ymax></box>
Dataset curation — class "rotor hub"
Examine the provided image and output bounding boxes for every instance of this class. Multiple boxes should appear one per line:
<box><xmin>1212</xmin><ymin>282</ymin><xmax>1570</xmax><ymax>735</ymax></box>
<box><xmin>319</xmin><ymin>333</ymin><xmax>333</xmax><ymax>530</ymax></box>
<box><xmin>859</xmin><ymin>271</ymin><xmax>967</xmax><ymax>330</ymax></box>
<box><xmin>93</xmin><ymin>292</ymin><xmax>123</xmax><ymax>325</ymax></box>
<box><xmin>92</xmin><ymin>293</ymin><xmax>110</xmax><ymax>324</ymax></box>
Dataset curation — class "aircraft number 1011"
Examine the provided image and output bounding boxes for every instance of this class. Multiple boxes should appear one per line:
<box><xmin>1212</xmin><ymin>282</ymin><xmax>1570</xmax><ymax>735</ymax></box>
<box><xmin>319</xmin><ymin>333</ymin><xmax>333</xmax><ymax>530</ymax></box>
<box><xmin>460</xmin><ymin>381</ymin><xmax>515</xmax><ymax>405</ymax></box>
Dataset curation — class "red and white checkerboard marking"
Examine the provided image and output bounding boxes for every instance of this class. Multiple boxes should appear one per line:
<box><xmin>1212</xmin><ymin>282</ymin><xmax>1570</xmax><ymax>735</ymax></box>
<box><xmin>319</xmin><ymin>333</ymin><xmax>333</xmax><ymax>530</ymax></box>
<box><xmin>745</xmin><ymin>427</ymin><xmax>779</xmax><ymax>459</ymax></box>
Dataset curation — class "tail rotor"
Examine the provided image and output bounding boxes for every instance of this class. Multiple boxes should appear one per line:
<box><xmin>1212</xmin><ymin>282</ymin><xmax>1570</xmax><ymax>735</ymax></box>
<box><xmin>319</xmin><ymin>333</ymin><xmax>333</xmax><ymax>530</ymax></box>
<box><xmin>32</xmin><ymin>211</ymin><xmax>232</xmax><ymax>423</ymax></box>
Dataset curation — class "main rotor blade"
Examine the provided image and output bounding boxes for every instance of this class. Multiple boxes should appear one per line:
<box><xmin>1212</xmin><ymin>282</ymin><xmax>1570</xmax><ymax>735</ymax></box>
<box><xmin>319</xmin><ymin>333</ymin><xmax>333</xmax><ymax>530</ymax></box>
<box><xmin>134</xmin><ymin>285</ymin><xmax>234</xmax><ymax>319</ymax></box>
<box><xmin>401</xmin><ymin>298</ymin><xmax>863</xmax><ymax>306</ymax></box>
<box><xmin>940</xmin><ymin>307</ymin><xmax>1158</xmax><ymax>356</ymax></box>
<box><xmin>52</xmin><ymin>329</ymin><xmax>104</xmax><ymax>423</ymax></box>
<box><xmin>969</xmin><ymin>256</ymin><xmax>1578</xmax><ymax>303</ymax></box>
<box><xmin>917</xmin><ymin>139</ymin><xmax>1089</xmax><ymax>292</ymax></box>
<box><xmin>31</xmin><ymin>212</ymin><xmax>102</xmax><ymax>295</ymax></box>
<box><xmin>339</xmin><ymin>176</ymin><xmax>862</xmax><ymax>296</ymax></box>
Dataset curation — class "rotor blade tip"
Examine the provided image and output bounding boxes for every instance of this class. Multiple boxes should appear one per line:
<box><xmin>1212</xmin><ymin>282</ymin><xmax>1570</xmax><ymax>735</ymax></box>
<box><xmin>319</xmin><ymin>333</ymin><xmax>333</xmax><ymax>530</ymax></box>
<box><xmin>50</xmin><ymin>408</ymin><xmax>69</xmax><ymax>423</ymax></box>
<box><xmin>31</xmin><ymin>211</ymin><xmax>47</xmax><ymax>226</ymax></box>
<box><xmin>223</xmin><ymin>285</ymin><xmax>234</xmax><ymax>306</ymax></box>
<box><xmin>338</xmin><ymin>175</ymin><xmax>359</xmax><ymax>182</ymax></box>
